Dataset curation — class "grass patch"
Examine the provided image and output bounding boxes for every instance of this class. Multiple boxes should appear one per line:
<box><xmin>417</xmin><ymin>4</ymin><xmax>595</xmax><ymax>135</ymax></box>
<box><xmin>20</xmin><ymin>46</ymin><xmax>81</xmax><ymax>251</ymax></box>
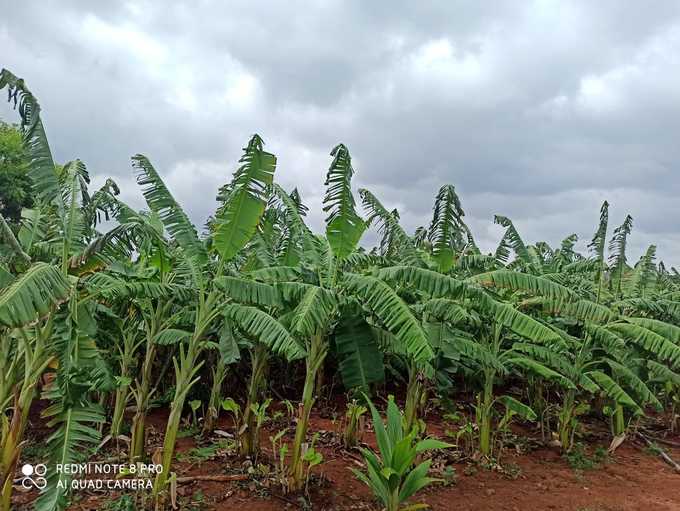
<box><xmin>564</xmin><ymin>443</ymin><xmax>608</xmax><ymax>471</ymax></box>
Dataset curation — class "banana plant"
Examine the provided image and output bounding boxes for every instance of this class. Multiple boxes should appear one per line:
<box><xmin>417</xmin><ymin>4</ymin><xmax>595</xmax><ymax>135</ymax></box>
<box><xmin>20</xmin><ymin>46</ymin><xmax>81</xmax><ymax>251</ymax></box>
<box><xmin>108</xmin><ymin>315</ymin><xmax>142</xmax><ymax>442</ymax></box>
<box><xmin>131</xmin><ymin>134</ymin><xmax>278</xmax><ymax>499</ymax></box>
<box><xmin>202</xmin><ymin>322</ymin><xmax>241</xmax><ymax>435</ymax></box>
<box><xmin>512</xmin><ymin>322</ymin><xmax>665</xmax><ymax>451</ymax></box>
<box><xmin>0</xmin><ymin>262</ymin><xmax>71</xmax><ymax>509</ymax></box>
<box><xmin>4</xmin><ymin>64</ymin><xmax>680</xmax><ymax>511</ymax></box>
<box><xmin>589</xmin><ymin>201</ymin><xmax>609</xmax><ymax>303</ymax></box>
<box><xmin>360</xmin><ymin>189</ymin><xmax>579</xmax><ymax>434</ymax></box>
<box><xmin>427</xmin><ymin>184</ymin><xmax>473</xmax><ymax>273</ymax></box>
<box><xmin>506</xmin><ymin>258</ymin><xmax>680</xmax><ymax>447</ymax></box>
<box><xmin>351</xmin><ymin>395</ymin><xmax>451</xmax><ymax>511</ymax></box>
<box><xmin>79</xmin><ymin>214</ymin><xmax>187</xmax><ymax>463</ymax></box>
<box><xmin>220</xmin><ymin>300</ymin><xmax>305</xmax><ymax>456</ymax></box>
<box><xmin>0</xmin><ymin>69</ymin><xmax>144</xmax><ymax>511</ymax></box>
<box><xmin>278</xmin><ymin>145</ymin><xmax>435</xmax><ymax>490</ymax></box>
<box><xmin>371</xmin><ymin>263</ymin><xmax>575</xmax><ymax>428</ymax></box>
<box><xmin>222</xmin><ymin>145</ymin><xmax>435</xmax><ymax>491</ymax></box>
<box><xmin>456</xmin><ymin>323</ymin><xmax>571</xmax><ymax>456</ymax></box>
<box><xmin>609</xmin><ymin>215</ymin><xmax>634</xmax><ymax>298</ymax></box>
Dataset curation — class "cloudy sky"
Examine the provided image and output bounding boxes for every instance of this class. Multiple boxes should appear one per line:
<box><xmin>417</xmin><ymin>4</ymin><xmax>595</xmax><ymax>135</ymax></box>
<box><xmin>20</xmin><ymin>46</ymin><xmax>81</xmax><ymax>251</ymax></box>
<box><xmin>2</xmin><ymin>1</ymin><xmax>680</xmax><ymax>265</ymax></box>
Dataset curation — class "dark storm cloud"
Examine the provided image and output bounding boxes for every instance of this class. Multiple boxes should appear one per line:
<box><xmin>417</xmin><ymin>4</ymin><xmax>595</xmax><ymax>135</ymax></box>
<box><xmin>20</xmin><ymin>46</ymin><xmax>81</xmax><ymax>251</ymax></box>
<box><xmin>2</xmin><ymin>1</ymin><xmax>680</xmax><ymax>264</ymax></box>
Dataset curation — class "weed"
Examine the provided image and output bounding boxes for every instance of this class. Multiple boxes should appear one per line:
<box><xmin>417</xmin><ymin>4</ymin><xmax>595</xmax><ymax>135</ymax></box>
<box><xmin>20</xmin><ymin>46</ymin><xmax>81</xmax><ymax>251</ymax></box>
<box><xmin>565</xmin><ymin>442</ymin><xmax>608</xmax><ymax>470</ymax></box>
<box><xmin>176</xmin><ymin>440</ymin><xmax>230</xmax><ymax>463</ymax></box>
<box><xmin>102</xmin><ymin>495</ymin><xmax>136</xmax><ymax>511</ymax></box>
<box><xmin>442</xmin><ymin>466</ymin><xmax>457</xmax><ymax>486</ymax></box>
<box><xmin>177</xmin><ymin>425</ymin><xmax>200</xmax><ymax>439</ymax></box>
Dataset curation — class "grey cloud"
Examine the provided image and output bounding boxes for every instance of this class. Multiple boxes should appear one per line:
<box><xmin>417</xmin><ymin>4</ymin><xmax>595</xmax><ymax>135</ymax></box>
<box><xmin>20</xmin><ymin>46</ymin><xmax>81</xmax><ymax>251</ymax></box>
<box><xmin>2</xmin><ymin>1</ymin><xmax>680</xmax><ymax>266</ymax></box>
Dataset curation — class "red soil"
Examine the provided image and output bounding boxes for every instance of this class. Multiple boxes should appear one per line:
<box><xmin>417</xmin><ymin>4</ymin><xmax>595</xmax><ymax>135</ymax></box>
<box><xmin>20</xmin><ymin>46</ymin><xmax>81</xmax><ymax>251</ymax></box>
<box><xmin>13</xmin><ymin>406</ymin><xmax>680</xmax><ymax>510</ymax></box>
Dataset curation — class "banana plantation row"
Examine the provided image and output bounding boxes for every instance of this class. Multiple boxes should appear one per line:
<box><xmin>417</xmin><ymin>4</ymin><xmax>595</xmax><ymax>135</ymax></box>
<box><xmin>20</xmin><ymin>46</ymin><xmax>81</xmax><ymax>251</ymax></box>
<box><xmin>1</xmin><ymin>68</ymin><xmax>679</xmax><ymax>511</ymax></box>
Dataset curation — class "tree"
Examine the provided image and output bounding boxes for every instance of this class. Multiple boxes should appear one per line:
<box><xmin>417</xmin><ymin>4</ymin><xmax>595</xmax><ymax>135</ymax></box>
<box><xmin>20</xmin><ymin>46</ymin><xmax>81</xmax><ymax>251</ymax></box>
<box><xmin>0</xmin><ymin>120</ymin><xmax>32</xmax><ymax>226</ymax></box>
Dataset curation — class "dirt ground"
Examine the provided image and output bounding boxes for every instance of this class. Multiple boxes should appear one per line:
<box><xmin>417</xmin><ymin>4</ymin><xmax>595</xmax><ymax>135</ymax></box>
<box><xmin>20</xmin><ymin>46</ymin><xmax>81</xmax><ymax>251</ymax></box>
<box><xmin>14</xmin><ymin>403</ymin><xmax>680</xmax><ymax>510</ymax></box>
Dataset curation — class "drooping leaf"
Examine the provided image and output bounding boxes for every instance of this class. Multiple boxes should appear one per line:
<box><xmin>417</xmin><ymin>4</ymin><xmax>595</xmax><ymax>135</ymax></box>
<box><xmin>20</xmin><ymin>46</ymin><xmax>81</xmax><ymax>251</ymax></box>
<box><xmin>133</xmin><ymin>154</ymin><xmax>207</xmax><ymax>281</ymax></box>
<box><xmin>494</xmin><ymin>216</ymin><xmax>540</xmax><ymax>271</ymax></box>
<box><xmin>289</xmin><ymin>285</ymin><xmax>336</xmax><ymax>336</ymax></box>
<box><xmin>467</xmin><ymin>270</ymin><xmax>577</xmax><ymax>302</ymax></box>
<box><xmin>419</xmin><ymin>298</ymin><xmax>477</xmax><ymax>326</ymax></box>
<box><xmin>0</xmin><ymin>212</ymin><xmax>30</xmax><ymax>263</ymax></box>
<box><xmin>359</xmin><ymin>189</ymin><xmax>423</xmax><ymax>267</ymax></box>
<box><xmin>36</xmin><ymin>401</ymin><xmax>104</xmax><ymax>511</ymax></box>
<box><xmin>213</xmin><ymin>135</ymin><xmax>277</xmax><ymax>261</ymax></box>
<box><xmin>154</xmin><ymin>328</ymin><xmax>192</xmax><ymax>345</ymax></box>
<box><xmin>586</xmin><ymin>370</ymin><xmax>642</xmax><ymax>413</ymax></box>
<box><xmin>0</xmin><ymin>265</ymin><xmax>13</xmax><ymax>289</ymax></box>
<box><xmin>0</xmin><ymin>262</ymin><xmax>70</xmax><ymax>327</ymax></box>
<box><xmin>531</xmin><ymin>297</ymin><xmax>615</xmax><ymax>323</ymax></box>
<box><xmin>427</xmin><ymin>185</ymin><xmax>470</xmax><ymax>272</ymax></box>
<box><xmin>456</xmin><ymin>338</ymin><xmax>505</xmax><ymax>373</ymax></box>
<box><xmin>606</xmin><ymin>359</ymin><xmax>662</xmax><ymax>410</ymax></box>
<box><xmin>478</xmin><ymin>297</ymin><xmax>563</xmax><ymax>345</ymax></box>
<box><xmin>496</xmin><ymin>395</ymin><xmax>537</xmax><ymax>420</ymax></box>
<box><xmin>323</xmin><ymin>144</ymin><xmax>366</xmax><ymax>260</ymax></box>
<box><xmin>625</xmin><ymin>317</ymin><xmax>680</xmax><ymax>344</ymax></box>
<box><xmin>343</xmin><ymin>273</ymin><xmax>434</xmax><ymax>363</ymax></box>
<box><xmin>588</xmin><ymin>200</ymin><xmax>609</xmax><ymax>286</ymax></box>
<box><xmin>335</xmin><ymin>311</ymin><xmax>385</xmax><ymax>390</ymax></box>
<box><xmin>215</xmin><ymin>276</ymin><xmax>281</xmax><ymax>308</ymax></box>
<box><xmin>647</xmin><ymin>360</ymin><xmax>680</xmax><ymax>386</ymax></box>
<box><xmin>84</xmin><ymin>273</ymin><xmax>191</xmax><ymax>302</ymax></box>
<box><xmin>506</xmin><ymin>356</ymin><xmax>575</xmax><ymax>390</ymax></box>
<box><xmin>246</xmin><ymin>265</ymin><xmax>301</xmax><ymax>283</ymax></box>
<box><xmin>608</xmin><ymin>322</ymin><xmax>680</xmax><ymax>369</ymax></box>
<box><xmin>376</xmin><ymin>266</ymin><xmax>467</xmax><ymax>299</ymax></box>
<box><xmin>608</xmin><ymin>214</ymin><xmax>634</xmax><ymax>295</ymax></box>
<box><xmin>224</xmin><ymin>303</ymin><xmax>305</xmax><ymax>360</ymax></box>
<box><xmin>510</xmin><ymin>342</ymin><xmax>573</xmax><ymax>377</ymax></box>
<box><xmin>218</xmin><ymin>322</ymin><xmax>241</xmax><ymax>364</ymax></box>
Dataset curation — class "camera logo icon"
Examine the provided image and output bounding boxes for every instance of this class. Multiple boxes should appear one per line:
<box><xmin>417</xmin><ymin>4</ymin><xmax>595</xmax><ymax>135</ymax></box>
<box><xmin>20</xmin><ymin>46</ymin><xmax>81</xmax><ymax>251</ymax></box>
<box><xmin>21</xmin><ymin>464</ymin><xmax>47</xmax><ymax>490</ymax></box>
